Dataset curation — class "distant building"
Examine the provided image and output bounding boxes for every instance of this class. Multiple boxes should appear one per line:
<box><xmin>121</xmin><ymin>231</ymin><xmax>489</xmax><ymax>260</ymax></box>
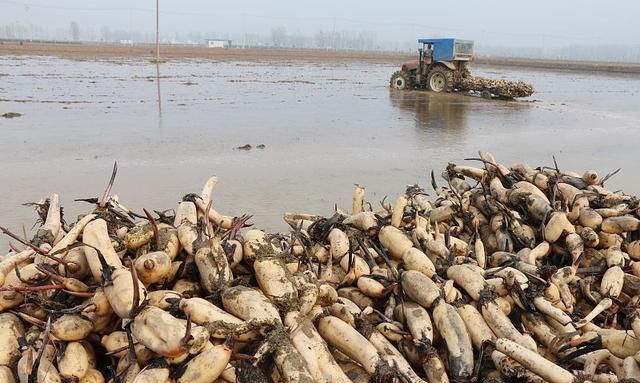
<box><xmin>119</xmin><ymin>39</ymin><xmax>134</xmax><ymax>45</ymax></box>
<box><xmin>206</xmin><ymin>39</ymin><xmax>231</xmax><ymax>48</ymax></box>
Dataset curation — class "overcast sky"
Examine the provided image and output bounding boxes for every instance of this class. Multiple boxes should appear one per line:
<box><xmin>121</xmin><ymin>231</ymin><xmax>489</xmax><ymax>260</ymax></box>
<box><xmin>1</xmin><ymin>0</ymin><xmax>639</xmax><ymax>48</ymax></box>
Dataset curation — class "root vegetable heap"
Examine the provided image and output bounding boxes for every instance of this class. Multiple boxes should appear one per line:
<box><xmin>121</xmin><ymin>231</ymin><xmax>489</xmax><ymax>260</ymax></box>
<box><xmin>1</xmin><ymin>151</ymin><xmax>640</xmax><ymax>383</ymax></box>
<box><xmin>457</xmin><ymin>76</ymin><xmax>535</xmax><ymax>98</ymax></box>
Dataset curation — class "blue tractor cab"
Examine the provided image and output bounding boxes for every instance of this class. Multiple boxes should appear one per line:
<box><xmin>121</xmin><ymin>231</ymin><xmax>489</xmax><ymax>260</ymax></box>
<box><xmin>390</xmin><ymin>38</ymin><xmax>474</xmax><ymax>92</ymax></box>
<box><xmin>417</xmin><ymin>38</ymin><xmax>474</xmax><ymax>62</ymax></box>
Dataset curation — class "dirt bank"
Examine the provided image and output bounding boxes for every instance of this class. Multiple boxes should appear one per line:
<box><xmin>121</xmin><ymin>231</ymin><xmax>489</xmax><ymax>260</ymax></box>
<box><xmin>474</xmin><ymin>56</ymin><xmax>640</xmax><ymax>74</ymax></box>
<box><xmin>2</xmin><ymin>42</ymin><xmax>640</xmax><ymax>73</ymax></box>
<box><xmin>0</xmin><ymin>42</ymin><xmax>412</xmax><ymax>63</ymax></box>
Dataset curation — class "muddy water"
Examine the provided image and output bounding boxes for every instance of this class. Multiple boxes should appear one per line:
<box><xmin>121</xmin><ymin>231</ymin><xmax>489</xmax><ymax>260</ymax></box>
<box><xmin>1</xmin><ymin>56</ymin><xmax>639</xmax><ymax>249</ymax></box>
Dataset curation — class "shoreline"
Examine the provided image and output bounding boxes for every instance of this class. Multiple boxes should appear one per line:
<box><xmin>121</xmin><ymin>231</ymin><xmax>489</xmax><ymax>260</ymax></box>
<box><xmin>0</xmin><ymin>42</ymin><xmax>412</xmax><ymax>63</ymax></box>
<box><xmin>1</xmin><ymin>42</ymin><xmax>640</xmax><ymax>73</ymax></box>
<box><xmin>473</xmin><ymin>56</ymin><xmax>640</xmax><ymax>74</ymax></box>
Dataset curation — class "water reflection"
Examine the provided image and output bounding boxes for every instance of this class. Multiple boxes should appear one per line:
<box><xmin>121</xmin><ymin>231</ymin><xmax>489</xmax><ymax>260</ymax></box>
<box><xmin>155</xmin><ymin>61</ymin><xmax>162</xmax><ymax>115</ymax></box>
<box><xmin>389</xmin><ymin>90</ymin><xmax>468</xmax><ymax>132</ymax></box>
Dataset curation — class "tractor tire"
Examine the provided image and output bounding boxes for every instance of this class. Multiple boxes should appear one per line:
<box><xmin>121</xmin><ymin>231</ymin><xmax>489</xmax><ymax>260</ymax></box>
<box><xmin>390</xmin><ymin>71</ymin><xmax>411</xmax><ymax>90</ymax></box>
<box><xmin>427</xmin><ymin>66</ymin><xmax>454</xmax><ymax>93</ymax></box>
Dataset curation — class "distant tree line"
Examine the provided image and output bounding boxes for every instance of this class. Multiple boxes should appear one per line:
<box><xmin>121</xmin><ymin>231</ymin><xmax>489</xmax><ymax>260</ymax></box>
<box><xmin>1</xmin><ymin>21</ymin><xmax>639</xmax><ymax>62</ymax></box>
<box><xmin>268</xmin><ymin>26</ymin><xmax>378</xmax><ymax>51</ymax></box>
<box><xmin>0</xmin><ymin>21</ymin><xmax>382</xmax><ymax>49</ymax></box>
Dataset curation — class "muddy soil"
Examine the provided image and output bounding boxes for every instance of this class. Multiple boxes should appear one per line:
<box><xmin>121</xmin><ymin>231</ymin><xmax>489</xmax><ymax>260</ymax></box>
<box><xmin>2</xmin><ymin>43</ymin><xmax>640</xmax><ymax>73</ymax></box>
<box><xmin>0</xmin><ymin>42</ymin><xmax>412</xmax><ymax>63</ymax></box>
<box><xmin>1</xmin><ymin>55</ymin><xmax>639</xmax><ymax>249</ymax></box>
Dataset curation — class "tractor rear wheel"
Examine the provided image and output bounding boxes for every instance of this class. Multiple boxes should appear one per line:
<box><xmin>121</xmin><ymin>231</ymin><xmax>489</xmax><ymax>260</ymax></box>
<box><xmin>390</xmin><ymin>71</ymin><xmax>411</xmax><ymax>90</ymax></box>
<box><xmin>427</xmin><ymin>66</ymin><xmax>454</xmax><ymax>93</ymax></box>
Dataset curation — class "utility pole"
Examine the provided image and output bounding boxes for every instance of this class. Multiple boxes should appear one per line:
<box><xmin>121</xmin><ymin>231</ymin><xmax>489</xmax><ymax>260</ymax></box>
<box><xmin>331</xmin><ymin>17</ymin><xmax>336</xmax><ymax>50</ymax></box>
<box><xmin>155</xmin><ymin>0</ymin><xmax>162</xmax><ymax>114</ymax></box>
<box><xmin>155</xmin><ymin>0</ymin><xmax>160</xmax><ymax>62</ymax></box>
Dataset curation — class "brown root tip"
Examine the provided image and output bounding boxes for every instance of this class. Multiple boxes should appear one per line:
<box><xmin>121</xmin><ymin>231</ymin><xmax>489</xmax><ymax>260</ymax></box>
<box><xmin>181</xmin><ymin>313</ymin><xmax>193</xmax><ymax>347</ymax></box>
<box><xmin>128</xmin><ymin>259</ymin><xmax>141</xmax><ymax>317</ymax></box>
<box><xmin>66</xmin><ymin>262</ymin><xmax>79</xmax><ymax>274</ymax></box>
<box><xmin>381</xmin><ymin>283</ymin><xmax>397</xmax><ymax>296</ymax></box>
<box><xmin>144</xmin><ymin>259</ymin><xmax>155</xmax><ymax>270</ymax></box>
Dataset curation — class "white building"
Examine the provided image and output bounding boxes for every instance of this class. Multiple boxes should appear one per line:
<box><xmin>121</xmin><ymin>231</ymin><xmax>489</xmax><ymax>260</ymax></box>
<box><xmin>206</xmin><ymin>39</ymin><xmax>231</xmax><ymax>48</ymax></box>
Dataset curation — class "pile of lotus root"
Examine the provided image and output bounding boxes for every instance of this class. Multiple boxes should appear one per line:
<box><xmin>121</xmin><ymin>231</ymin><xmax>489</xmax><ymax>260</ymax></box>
<box><xmin>457</xmin><ymin>76</ymin><xmax>535</xmax><ymax>98</ymax></box>
<box><xmin>1</xmin><ymin>151</ymin><xmax>639</xmax><ymax>383</ymax></box>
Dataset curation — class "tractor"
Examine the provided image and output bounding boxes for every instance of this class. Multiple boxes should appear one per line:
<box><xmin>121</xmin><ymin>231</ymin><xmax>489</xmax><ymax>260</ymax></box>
<box><xmin>390</xmin><ymin>38</ymin><xmax>534</xmax><ymax>99</ymax></box>
<box><xmin>390</xmin><ymin>38</ymin><xmax>473</xmax><ymax>92</ymax></box>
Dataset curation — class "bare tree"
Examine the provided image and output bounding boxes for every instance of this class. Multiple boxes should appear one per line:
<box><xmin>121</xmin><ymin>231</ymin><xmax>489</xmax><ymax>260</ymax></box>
<box><xmin>271</xmin><ymin>26</ymin><xmax>287</xmax><ymax>47</ymax></box>
<box><xmin>100</xmin><ymin>26</ymin><xmax>111</xmax><ymax>42</ymax></box>
<box><xmin>70</xmin><ymin>21</ymin><xmax>80</xmax><ymax>41</ymax></box>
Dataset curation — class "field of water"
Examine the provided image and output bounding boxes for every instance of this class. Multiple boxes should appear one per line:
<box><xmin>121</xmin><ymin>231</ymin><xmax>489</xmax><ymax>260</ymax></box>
<box><xmin>1</xmin><ymin>55</ymin><xmax>639</xmax><ymax>248</ymax></box>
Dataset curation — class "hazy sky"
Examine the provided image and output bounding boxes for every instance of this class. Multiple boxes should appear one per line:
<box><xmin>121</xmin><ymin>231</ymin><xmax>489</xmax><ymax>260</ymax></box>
<box><xmin>1</xmin><ymin>0</ymin><xmax>639</xmax><ymax>48</ymax></box>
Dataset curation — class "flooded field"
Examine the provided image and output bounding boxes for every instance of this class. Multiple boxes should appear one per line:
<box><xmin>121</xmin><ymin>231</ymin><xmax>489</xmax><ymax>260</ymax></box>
<box><xmin>1</xmin><ymin>55</ymin><xmax>639</xmax><ymax>248</ymax></box>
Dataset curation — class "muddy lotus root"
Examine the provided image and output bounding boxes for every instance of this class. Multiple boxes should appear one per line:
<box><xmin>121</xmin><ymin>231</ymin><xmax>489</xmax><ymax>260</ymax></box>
<box><xmin>1</xmin><ymin>150</ymin><xmax>639</xmax><ymax>383</ymax></box>
<box><xmin>458</xmin><ymin>76</ymin><xmax>535</xmax><ymax>98</ymax></box>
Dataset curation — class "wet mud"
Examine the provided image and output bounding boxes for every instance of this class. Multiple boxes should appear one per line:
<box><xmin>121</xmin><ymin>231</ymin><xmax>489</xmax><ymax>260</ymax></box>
<box><xmin>1</xmin><ymin>55</ymin><xmax>639</xmax><ymax>249</ymax></box>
